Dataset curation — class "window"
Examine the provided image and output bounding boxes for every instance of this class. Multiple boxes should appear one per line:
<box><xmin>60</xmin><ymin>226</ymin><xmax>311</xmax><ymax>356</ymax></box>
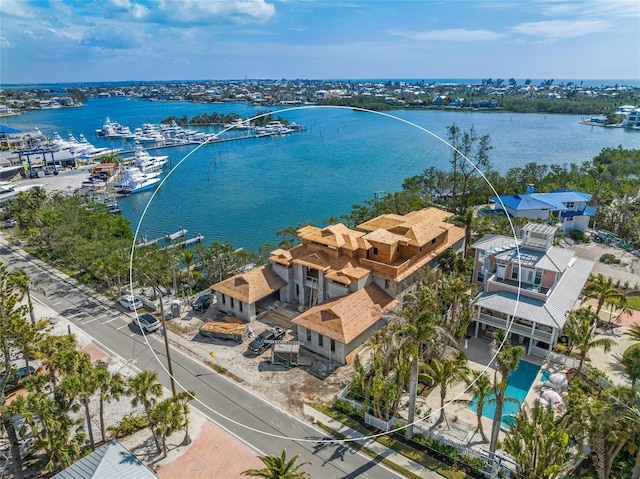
<box><xmin>296</xmin><ymin>284</ymin><xmax>299</xmax><ymax>295</ymax></box>
<box><xmin>222</xmin><ymin>295</ymin><xmax>226</xmax><ymax>305</ymax></box>
<box><xmin>565</xmin><ymin>216</ymin><xmax>574</xmax><ymax>222</ymax></box>
<box><xmin>239</xmin><ymin>302</ymin><xmax>243</xmax><ymax>312</ymax></box>
<box><xmin>230</xmin><ymin>298</ymin><xmax>234</xmax><ymax>309</ymax></box>
<box><xmin>535</xmin><ymin>270</ymin><xmax>542</xmax><ymax>285</ymax></box>
<box><xmin>431</xmin><ymin>238</ymin><xmax>436</xmax><ymax>244</ymax></box>
<box><xmin>330</xmin><ymin>339</ymin><xmax>336</xmax><ymax>352</ymax></box>
<box><xmin>565</xmin><ymin>202</ymin><xmax>575</xmax><ymax>208</ymax></box>
<box><xmin>373</xmin><ymin>247</ymin><xmax>378</xmax><ymax>255</ymax></box>
<box><xmin>477</xmin><ymin>271</ymin><xmax>485</xmax><ymax>282</ymax></box>
<box><xmin>306</xmin><ymin>329</ymin><xmax>312</xmax><ymax>343</ymax></box>
<box><xmin>318</xmin><ymin>335</ymin><xmax>324</xmax><ymax>347</ymax></box>
<box><xmin>511</xmin><ymin>266</ymin><xmax>519</xmax><ymax>280</ymax></box>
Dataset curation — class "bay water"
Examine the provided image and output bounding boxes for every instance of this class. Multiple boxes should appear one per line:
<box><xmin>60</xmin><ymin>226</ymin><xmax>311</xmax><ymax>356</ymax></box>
<box><xmin>5</xmin><ymin>98</ymin><xmax>640</xmax><ymax>251</ymax></box>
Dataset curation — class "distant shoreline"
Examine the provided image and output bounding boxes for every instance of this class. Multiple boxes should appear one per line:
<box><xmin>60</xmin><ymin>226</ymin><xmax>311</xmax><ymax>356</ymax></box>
<box><xmin>2</xmin><ymin>77</ymin><xmax>640</xmax><ymax>90</ymax></box>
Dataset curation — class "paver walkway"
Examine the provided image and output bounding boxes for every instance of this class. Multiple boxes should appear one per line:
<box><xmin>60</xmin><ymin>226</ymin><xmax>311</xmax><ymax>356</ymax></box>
<box><xmin>154</xmin><ymin>421</ymin><xmax>263</xmax><ymax>479</ymax></box>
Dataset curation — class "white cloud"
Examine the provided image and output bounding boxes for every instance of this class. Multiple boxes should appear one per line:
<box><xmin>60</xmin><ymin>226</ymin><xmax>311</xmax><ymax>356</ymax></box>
<box><xmin>108</xmin><ymin>0</ymin><xmax>151</xmax><ymax>19</ymax></box>
<box><xmin>390</xmin><ymin>28</ymin><xmax>506</xmax><ymax>42</ymax></box>
<box><xmin>511</xmin><ymin>19</ymin><xmax>611</xmax><ymax>39</ymax></box>
<box><xmin>156</xmin><ymin>0</ymin><xmax>275</xmax><ymax>24</ymax></box>
<box><xmin>0</xmin><ymin>0</ymin><xmax>37</xmax><ymax>18</ymax></box>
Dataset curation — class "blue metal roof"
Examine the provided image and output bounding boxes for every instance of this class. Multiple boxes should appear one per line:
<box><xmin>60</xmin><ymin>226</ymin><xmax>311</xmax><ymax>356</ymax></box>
<box><xmin>491</xmin><ymin>190</ymin><xmax>592</xmax><ymax>212</ymax></box>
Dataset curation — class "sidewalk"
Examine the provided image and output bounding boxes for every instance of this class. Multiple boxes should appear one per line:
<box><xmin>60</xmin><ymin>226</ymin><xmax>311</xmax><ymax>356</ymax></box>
<box><xmin>303</xmin><ymin>404</ymin><xmax>446</xmax><ymax>479</ymax></box>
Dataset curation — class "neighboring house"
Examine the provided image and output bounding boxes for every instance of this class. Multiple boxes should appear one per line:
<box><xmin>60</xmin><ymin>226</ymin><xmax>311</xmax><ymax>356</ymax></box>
<box><xmin>470</xmin><ymin>223</ymin><xmax>594</xmax><ymax>357</ymax></box>
<box><xmin>52</xmin><ymin>439</ymin><xmax>159</xmax><ymax>479</ymax></box>
<box><xmin>211</xmin><ymin>207</ymin><xmax>465</xmax><ymax>364</ymax></box>
<box><xmin>490</xmin><ymin>187</ymin><xmax>596</xmax><ymax>234</ymax></box>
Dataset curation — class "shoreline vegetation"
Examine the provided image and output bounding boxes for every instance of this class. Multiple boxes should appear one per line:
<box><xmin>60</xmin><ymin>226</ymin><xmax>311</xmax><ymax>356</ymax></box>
<box><xmin>1</xmin><ymin>79</ymin><xmax>639</xmax><ymax>119</ymax></box>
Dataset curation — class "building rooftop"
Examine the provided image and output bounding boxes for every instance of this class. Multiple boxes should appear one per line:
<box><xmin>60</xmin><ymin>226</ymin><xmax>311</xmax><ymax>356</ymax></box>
<box><xmin>292</xmin><ymin>283</ymin><xmax>397</xmax><ymax>343</ymax></box>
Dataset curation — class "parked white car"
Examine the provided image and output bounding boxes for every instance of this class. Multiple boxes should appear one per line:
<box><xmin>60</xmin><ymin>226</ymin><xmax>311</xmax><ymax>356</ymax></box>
<box><xmin>133</xmin><ymin>313</ymin><xmax>161</xmax><ymax>333</ymax></box>
<box><xmin>117</xmin><ymin>295</ymin><xmax>143</xmax><ymax>311</ymax></box>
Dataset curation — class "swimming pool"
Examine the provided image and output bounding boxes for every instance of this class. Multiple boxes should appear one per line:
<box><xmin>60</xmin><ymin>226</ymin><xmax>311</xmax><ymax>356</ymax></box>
<box><xmin>468</xmin><ymin>360</ymin><xmax>540</xmax><ymax>427</ymax></box>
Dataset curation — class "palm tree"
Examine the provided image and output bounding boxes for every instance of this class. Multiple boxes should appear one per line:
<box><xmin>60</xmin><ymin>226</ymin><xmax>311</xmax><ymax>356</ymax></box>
<box><xmin>489</xmin><ymin>329</ymin><xmax>525</xmax><ymax>454</ymax></box>
<box><xmin>128</xmin><ymin>370</ymin><xmax>163</xmax><ymax>453</ymax></box>
<box><xmin>243</xmin><ymin>449</ymin><xmax>311</xmax><ymax>479</ymax></box>
<box><xmin>626</xmin><ymin>324</ymin><xmax>640</xmax><ymax>342</ymax></box>
<box><xmin>95</xmin><ymin>367</ymin><xmax>126</xmax><ymax>442</ymax></box>
<box><xmin>150</xmin><ymin>397</ymin><xmax>184</xmax><ymax>458</ymax></box>
<box><xmin>468</xmin><ymin>371</ymin><xmax>493</xmax><ymax>443</ymax></box>
<box><xmin>564</xmin><ymin>307</ymin><xmax>617</xmax><ymax>373</ymax></box>
<box><xmin>621</xmin><ymin>342</ymin><xmax>640</xmax><ymax>387</ymax></box>
<box><xmin>503</xmin><ymin>401</ymin><xmax>575</xmax><ymax>478</ymax></box>
<box><xmin>418</xmin><ymin>358</ymin><xmax>470</xmax><ymax>424</ymax></box>
<box><xmin>8</xmin><ymin>268</ymin><xmax>41</xmax><ymax>324</ymax></box>
<box><xmin>175</xmin><ymin>390</ymin><xmax>195</xmax><ymax>445</ymax></box>
<box><xmin>182</xmin><ymin>249</ymin><xmax>195</xmax><ymax>297</ymax></box>
<box><xmin>582</xmin><ymin>274</ymin><xmax>624</xmax><ymax>324</ymax></box>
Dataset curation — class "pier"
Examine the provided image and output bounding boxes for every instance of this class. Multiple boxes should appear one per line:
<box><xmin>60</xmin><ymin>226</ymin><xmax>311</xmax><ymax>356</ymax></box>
<box><xmin>166</xmin><ymin>233</ymin><xmax>204</xmax><ymax>248</ymax></box>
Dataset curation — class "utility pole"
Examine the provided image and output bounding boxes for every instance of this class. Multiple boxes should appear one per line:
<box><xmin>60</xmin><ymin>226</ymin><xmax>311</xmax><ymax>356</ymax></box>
<box><xmin>157</xmin><ymin>287</ymin><xmax>176</xmax><ymax>397</ymax></box>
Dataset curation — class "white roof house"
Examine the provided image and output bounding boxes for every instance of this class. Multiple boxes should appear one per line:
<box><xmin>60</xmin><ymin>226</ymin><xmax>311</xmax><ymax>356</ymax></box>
<box><xmin>470</xmin><ymin>223</ymin><xmax>594</xmax><ymax>357</ymax></box>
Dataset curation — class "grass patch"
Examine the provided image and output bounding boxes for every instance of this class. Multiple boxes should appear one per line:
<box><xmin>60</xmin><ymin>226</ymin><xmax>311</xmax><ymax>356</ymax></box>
<box><xmin>313</xmin><ymin>403</ymin><xmax>475</xmax><ymax>479</ymax></box>
<box><xmin>626</xmin><ymin>295</ymin><xmax>640</xmax><ymax>311</ymax></box>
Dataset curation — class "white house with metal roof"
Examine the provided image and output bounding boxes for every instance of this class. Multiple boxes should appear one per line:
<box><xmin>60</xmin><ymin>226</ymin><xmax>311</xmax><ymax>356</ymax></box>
<box><xmin>490</xmin><ymin>187</ymin><xmax>596</xmax><ymax>235</ymax></box>
<box><xmin>470</xmin><ymin>223</ymin><xmax>594</xmax><ymax>357</ymax></box>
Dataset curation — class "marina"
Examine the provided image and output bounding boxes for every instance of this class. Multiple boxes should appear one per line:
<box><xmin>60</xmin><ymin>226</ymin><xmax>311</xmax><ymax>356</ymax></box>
<box><xmin>3</xmin><ymin>96</ymin><xmax>640</xmax><ymax>252</ymax></box>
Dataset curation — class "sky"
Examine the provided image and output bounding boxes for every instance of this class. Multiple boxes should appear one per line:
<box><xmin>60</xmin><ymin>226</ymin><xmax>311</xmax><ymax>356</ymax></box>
<box><xmin>1</xmin><ymin>0</ymin><xmax>639</xmax><ymax>85</ymax></box>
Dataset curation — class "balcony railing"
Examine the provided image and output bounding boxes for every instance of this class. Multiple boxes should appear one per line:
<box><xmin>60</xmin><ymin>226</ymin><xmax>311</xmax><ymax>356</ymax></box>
<box><xmin>488</xmin><ymin>275</ymin><xmax>549</xmax><ymax>298</ymax></box>
<box><xmin>477</xmin><ymin>313</ymin><xmax>553</xmax><ymax>343</ymax></box>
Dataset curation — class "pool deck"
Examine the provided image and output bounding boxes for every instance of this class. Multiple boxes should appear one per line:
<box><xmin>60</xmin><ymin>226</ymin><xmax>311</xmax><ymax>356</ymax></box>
<box><xmin>412</xmin><ymin>314</ymin><xmax>638</xmax><ymax>462</ymax></box>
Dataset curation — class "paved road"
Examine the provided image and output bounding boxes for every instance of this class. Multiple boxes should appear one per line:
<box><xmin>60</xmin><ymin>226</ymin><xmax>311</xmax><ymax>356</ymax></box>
<box><xmin>0</xmin><ymin>239</ymin><xmax>401</xmax><ymax>479</ymax></box>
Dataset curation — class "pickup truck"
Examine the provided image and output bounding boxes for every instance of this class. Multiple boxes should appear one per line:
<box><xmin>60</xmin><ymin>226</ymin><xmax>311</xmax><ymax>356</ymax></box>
<box><xmin>247</xmin><ymin>327</ymin><xmax>286</xmax><ymax>355</ymax></box>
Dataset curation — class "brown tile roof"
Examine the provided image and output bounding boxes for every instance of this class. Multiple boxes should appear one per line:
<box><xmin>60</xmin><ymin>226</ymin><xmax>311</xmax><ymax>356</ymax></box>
<box><xmin>297</xmin><ymin>223</ymin><xmax>370</xmax><ymax>251</ymax></box>
<box><xmin>292</xmin><ymin>283</ymin><xmax>397</xmax><ymax>344</ymax></box>
<box><xmin>358</xmin><ymin>207</ymin><xmax>456</xmax><ymax>247</ymax></box>
<box><xmin>212</xmin><ymin>264</ymin><xmax>287</xmax><ymax>303</ymax></box>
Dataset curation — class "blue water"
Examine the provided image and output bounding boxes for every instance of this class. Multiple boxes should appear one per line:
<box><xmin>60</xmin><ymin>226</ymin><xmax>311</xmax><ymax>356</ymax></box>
<box><xmin>4</xmin><ymin>97</ymin><xmax>640</xmax><ymax>251</ymax></box>
<box><xmin>468</xmin><ymin>360</ymin><xmax>541</xmax><ymax>426</ymax></box>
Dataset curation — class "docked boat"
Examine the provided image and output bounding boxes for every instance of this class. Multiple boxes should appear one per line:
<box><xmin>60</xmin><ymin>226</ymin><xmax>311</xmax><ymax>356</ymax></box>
<box><xmin>254</xmin><ymin>121</ymin><xmax>295</xmax><ymax>137</ymax></box>
<box><xmin>0</xmin><ymin>163</ymin><xmax>22</xmax><ymax>180</ymax></box>
<box><xmin>134</xmin><ymin>124</ymin><xmax>166</xmax><ymax>143</ymax></box>
<box><xmin>96</xmin><ymin>117</ymin><xmax>135</xmax><ymax>139</ymax></box>
<box><xmin>114</xmin><ymin>167</ymin><xmax>161</xmax><ymax>195</ymax></box>
<box><xmin>131</xmin><ymin>142</ymin><xmax>168</xmax><ymax>173</ymax></box>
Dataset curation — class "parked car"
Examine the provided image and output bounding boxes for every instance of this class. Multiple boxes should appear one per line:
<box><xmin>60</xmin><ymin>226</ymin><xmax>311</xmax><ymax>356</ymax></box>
<box><xmin>133</xmin><ymin>313</ymin><xmax>161</xmax><ymax>333</ymax></box>
<box><xmin>247</xmin><ymin>327</ymin><xmax>286</xmax><ymax>355</ymax></box>
<box><xmin>4</xmin><ymin>218</ymin><xmax>17</xmax><ymax>228</ymax></box>
<box><xmin>3</xmin><ymin>366</ymin><xmax>36</xmax><ymax>393</ymax></box>
<box><xmin>16</xmin><ymin>366</ymin><xmax>36</xmax><ymax>379</ymax></box>
<box><xmin>117</xmin><ymin>294</ymin><xmax>143</xmax><ymax>311</ymax></box>
<box><xmin>192</xmin><ymin>293</ymin><xmax>213</xmax><ymax>312</ymax></box>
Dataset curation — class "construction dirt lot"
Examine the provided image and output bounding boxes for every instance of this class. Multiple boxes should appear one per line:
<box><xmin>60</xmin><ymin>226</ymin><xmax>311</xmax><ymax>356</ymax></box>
<box><xmin>164</xmin><ymin>301</ymin><xmax>353</xmax><ymax>416</ymax></box>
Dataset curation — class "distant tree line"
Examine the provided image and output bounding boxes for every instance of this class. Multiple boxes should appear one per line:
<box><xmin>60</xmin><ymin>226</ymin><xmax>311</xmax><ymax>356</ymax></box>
<box><xmin>161</xmin><ymin>111</ymin><xmax>290</xmax><ymax>126</ymax></box>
